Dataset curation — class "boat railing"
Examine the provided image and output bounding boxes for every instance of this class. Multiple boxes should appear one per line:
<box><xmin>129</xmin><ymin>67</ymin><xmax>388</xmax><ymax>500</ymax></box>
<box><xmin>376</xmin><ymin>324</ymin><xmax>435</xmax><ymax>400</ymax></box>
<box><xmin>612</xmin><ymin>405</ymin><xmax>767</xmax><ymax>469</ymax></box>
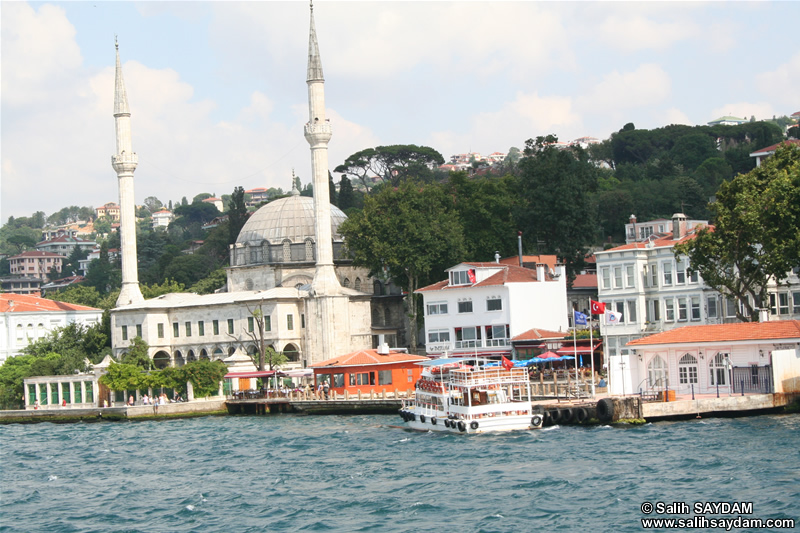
<box><xmin>448</xmin><ymin>367</ymin><xmax>529</xmax><ymax>386</ymax></box>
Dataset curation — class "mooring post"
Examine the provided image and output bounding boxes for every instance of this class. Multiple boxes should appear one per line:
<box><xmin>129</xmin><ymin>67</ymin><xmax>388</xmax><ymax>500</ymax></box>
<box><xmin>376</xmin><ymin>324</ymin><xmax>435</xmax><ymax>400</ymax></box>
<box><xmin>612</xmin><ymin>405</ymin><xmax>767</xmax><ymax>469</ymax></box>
<box><xmin>691</xmin><ymin>383</ymin><xmax>695</xmax><ymax>400</ymax></box>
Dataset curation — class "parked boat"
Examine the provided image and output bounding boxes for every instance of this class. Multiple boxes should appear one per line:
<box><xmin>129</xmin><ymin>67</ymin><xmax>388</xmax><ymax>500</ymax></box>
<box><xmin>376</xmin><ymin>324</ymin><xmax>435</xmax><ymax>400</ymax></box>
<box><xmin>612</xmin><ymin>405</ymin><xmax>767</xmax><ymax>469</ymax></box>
<box><xmin>399</xmin><ymin>358</ymin><xmax>543</xmax><ymax>433</ymax></box>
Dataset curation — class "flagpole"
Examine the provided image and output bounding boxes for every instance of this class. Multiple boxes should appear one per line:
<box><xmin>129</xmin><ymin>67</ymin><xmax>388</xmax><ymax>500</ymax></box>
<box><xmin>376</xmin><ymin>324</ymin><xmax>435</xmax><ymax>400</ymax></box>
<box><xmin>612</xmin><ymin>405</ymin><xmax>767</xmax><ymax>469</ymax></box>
<box><xmin>572</xmin><ymin>311</ymin><xmax>579</xmax><ymax>394</ymax></box>
<box><xmin>589</xmin><ymin>316</ymin><xmax>596</xmax><ymax>398</ymax></box>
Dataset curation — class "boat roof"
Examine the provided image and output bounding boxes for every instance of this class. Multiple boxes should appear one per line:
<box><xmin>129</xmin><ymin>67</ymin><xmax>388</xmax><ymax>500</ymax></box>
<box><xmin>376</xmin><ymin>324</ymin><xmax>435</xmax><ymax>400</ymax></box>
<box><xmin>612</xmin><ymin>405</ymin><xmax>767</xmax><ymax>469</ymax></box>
<box><xmin>417</xmin><ymin>357</ymin><xmax>493</xmax><ymax>367</ymax></box>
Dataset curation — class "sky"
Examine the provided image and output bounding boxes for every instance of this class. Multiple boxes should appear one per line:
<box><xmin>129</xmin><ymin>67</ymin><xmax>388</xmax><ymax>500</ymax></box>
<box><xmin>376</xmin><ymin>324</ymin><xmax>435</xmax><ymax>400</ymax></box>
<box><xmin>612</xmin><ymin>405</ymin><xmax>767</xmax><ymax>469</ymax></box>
<box><xmin>2</xmin><ymin>1</ymin><xmax>799</xmax><ymax>222</ymax></box>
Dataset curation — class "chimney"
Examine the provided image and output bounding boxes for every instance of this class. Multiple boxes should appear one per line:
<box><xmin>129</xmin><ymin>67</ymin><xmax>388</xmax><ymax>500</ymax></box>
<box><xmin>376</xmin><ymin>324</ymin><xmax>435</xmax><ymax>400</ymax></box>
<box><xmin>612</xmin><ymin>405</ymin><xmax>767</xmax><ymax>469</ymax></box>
<box><xmin>758</xmin><ymin>308</ymin><xmax>769</xmax><ymax>323</ymax></box>
<box><xmin>672</xmin><ymin>213</ymin><xmax>686</xmax><ymax>240</ymax></box>
<box><xmin>536</xmin><ymin>263</ymin><xmax>546</xmax><ymax>282</ymax></box>
<box><xmin>629</xmin><ymin>214</ymin><xmax>637</xmax><ymax>242</ymax></box>
<box><xmin>517</xmin><ymin>231</ymin><xmax>523</xmax><ymax>267</ymax></box>
<box><xmin>494</xmin><ymin>251</ymin><xmax>500</xmax><ymax>263</ymax></box>
<box><xmin>555</xmin><ymin>263</ymin><xmax>566</xmax><ymax>280</ymax></box>
<box><xmin>377</xmin><ymin>334</ymin><xmax>390</xmax><ymax>355</ymax></box>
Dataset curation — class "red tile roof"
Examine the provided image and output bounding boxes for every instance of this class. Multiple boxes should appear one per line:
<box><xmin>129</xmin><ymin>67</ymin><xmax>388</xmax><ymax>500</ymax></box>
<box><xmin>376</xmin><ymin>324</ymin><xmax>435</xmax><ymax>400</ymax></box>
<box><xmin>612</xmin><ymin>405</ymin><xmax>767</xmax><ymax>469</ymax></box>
<box><xmin>0</xmin><ymin>293</ymin><xmax>100</xmax><ymax>313</ymax></box>
<box><xmin>571</xmin><ymin>273</ymin><xmax>597</xmax><ymax>289</ymax></box>
<box><xmin>749</xmin><ymin>139</ymin><xmax>800</xmax><ymax>157</ymax></box>
<box><xmin>600</xmin><ymin>225</ymin><xmax>711</xmax><ymax>253</ymax></box>
<box><xmin>628</xmin><ymin>320</ymin><xmax>800</xmax><ymax>346</ymax></box>
<box><xmin>311</xmin><ymin>349</ymin><xmax>429</xmax><ymax>368</ymax></box>
<box><xmin>512</xmin><ymin>328</ymin><xmax>567</xmax><ymax>342</ymax></box>
<box><xmin>417</xmin><ymin>263</ymin><xmax>554</xmax><ymax>292</ymax></box>
<box><xmin>498</xmin><ymin>255</ymin><xmax>558</xmax><ymax>270</ymax></box>
<box><xmin>9</xmin><ymin>250</ymin><xmax>65</xmax><ymax>259</ymax></box>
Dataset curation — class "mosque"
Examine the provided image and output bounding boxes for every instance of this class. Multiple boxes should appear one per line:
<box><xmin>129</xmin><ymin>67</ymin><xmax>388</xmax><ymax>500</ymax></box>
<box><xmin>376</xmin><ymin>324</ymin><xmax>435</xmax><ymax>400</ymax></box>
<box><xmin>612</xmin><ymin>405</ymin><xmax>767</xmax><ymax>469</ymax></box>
<box><xmin>110</xmin><ymin>4</ymin><xmax>406</xmax><ymax>371</ymax></box>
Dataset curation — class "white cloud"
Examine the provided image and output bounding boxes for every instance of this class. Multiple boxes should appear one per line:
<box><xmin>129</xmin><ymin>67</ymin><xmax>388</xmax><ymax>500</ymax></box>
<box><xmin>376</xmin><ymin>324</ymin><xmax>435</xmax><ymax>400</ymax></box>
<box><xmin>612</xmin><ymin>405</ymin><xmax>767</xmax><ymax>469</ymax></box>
<box><xmin>710</xmin><ymin>102</ymin><xmax>776</xmax><ymax>123</ymax></box>
<box><xmin>429</xmin><ymin>92</ymin><xmax>581</xmax><ymax>157</ymax></box>
<box><xmin>0</xmin><ymin>3</ymin><xmax>82</xmax><ymax>107</ymax></box>
<box><xmin>659</xmin><ymin>108</ymin><xmax>693</xmax><ymax>127</ymax></box>
<box><xmin>579</xmin><ymin>64</ymin><xmax>672</xmax><ymax>111</ymax></box>
<box><xmin>755</xmin><ymin>52</ymin><xmax>800</xmax><ymax>109</ymax></box>
<box><xmin>596</xmin><ymin>13</ymin><xmax>698</xmax><ymax>52</ymax></box>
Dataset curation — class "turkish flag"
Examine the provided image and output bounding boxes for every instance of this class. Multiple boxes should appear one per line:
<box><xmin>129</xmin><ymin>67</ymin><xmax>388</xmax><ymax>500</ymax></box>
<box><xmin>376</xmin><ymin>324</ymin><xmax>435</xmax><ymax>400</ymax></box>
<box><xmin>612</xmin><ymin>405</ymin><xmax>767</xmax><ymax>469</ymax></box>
<box><xmin>501</xmin><ymin>356</ymin><xmax>514</xmax><ymax>370</ymax></box>
<box><xmin>590</xmin><ymin>300</ymin><xmax>606</xmax><ymax>315</ymax></box>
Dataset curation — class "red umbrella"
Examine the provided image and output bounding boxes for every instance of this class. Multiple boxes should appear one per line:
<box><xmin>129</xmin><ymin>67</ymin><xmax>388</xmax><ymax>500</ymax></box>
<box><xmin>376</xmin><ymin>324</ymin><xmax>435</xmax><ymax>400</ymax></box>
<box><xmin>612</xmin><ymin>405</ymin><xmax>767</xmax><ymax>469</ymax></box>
<box><xmin>538</xmin><ymin>351</ymin><xmax>560</xmax><ymax>359</ymax></box>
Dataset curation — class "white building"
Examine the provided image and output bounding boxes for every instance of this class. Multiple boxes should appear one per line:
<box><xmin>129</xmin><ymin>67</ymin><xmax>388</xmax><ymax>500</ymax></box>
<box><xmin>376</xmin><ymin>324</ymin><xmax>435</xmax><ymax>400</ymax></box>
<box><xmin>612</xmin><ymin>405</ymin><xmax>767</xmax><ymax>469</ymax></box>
<box><xmin>595</xmin><ymin>214</ymin><xmax>729</xmax><ymax>392</ymax></box>
<box><xmin>0</xmin><ymin>293</ymin><xmax>103</xmax><ymax>365</ymax></box>
<box><xmin>417</xmin><ymin>261</ymin><xmax>568</xmax><ymax>358</ymax></box>
<box><xmin>151</xmin><ymin>209</ymin><xmax>174</xmax><ymax>228</ymax></box>
<box><xmin>109</xmin><ymin>5</ymin><xmax>403</xmax><ymax>370</ymax></box>
<box><xmin>623</xmin><ymin>320</ymin><xmax>800</xmax><ymax>397</ymax></box>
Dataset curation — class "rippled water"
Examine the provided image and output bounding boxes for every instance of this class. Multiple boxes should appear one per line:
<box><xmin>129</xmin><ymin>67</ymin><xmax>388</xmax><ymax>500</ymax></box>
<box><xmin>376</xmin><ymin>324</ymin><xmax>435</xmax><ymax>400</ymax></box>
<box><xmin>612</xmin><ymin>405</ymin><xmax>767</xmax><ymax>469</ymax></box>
<box><xmin>1</xmin><ymin>413</ymin><xmax>798</xmax><ymax>532</ymax></box>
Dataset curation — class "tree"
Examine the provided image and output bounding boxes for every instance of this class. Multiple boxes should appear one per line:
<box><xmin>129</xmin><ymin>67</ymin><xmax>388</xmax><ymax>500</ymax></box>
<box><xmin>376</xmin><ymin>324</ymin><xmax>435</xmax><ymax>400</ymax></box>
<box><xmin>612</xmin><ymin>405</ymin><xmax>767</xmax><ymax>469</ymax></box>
<box><xmin>189</xmin><ymin>268</ymin><xmax>228</xmax><ymax>294</ymax></box>
<box><xmin>120</xmin><ymin>337</ymin><xmax>152</xmax><ymax>370</ymax></box>
<box><xmin>99</xmin><ymin>362</ymin><xmax>145</xmax><ymax>392</ymax></box>
<box><xmin>339</xmin><ymin>180</ymin><xmax>466</xmax><ymax>351</ymax></box>
<box><xmin>443</xmin><ymin>171</ymin><xmax>519</xmax><ymax>260</ymax></box>
<box><xmin>143</xmin><ymin>196</ymin><xmax>163</xmax><ymax>213</ymax></box>
<box><xmin>182</xmin><ymin>359</ymin><xmax>227</xmax><ymax>397</ymax></box>
<box><xmin>228</xmin><ymin>186</ymin><xmax>248</xmax><ymax>245</ymax></box>
<box><xmin>334</xmin><ymin>144</ymin><xmax>445</xmax><ymax>191</ymax></box>
<box><xmin>517</xmin><ymin>135</ymin><xmax>599</xmax><ymax>283</ymax></box>
<box><xmin>676</xmin><ymin>144</ymin><xmax>800</xmax><ymax>321</ymax></box>
<box><xmin>336</xmin><ymin>176</ymin><xmax>362</xmax><ymax>212</ymax></box>
<box><xmin>85</xmin><ymin>240</ymin><xmax>118</xmax><ymax>294</ymax></box>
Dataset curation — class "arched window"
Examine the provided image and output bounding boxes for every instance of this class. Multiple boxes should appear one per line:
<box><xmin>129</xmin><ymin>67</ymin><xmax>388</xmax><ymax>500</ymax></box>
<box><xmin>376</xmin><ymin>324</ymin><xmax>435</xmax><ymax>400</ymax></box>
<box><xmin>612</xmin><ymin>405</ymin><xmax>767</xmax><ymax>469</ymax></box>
<box><xmin>647</xmin><ymin>355</ymin><xmax>668</xmax><ymax>389</ymax></box>
<box><xmin>213</xmin><ymin>347</ymin><xmax>224</xmax><ymax>360</ymax></box>
<box><xmin>710</xmin><ymin>352</ymin><xmax>729</xmax><ymax>386</ymax></box>
<box><xmin>16</xmin><ymin>325</ymin><xmax>23</xmax><ymax>340</ymax></box>
<box><xmin>305</xmin><ymin>238</ymin><xmax>314</xmax><ymax>261</ymax></box>
<box><xmin>342</xmin><ymin>278</ymin><xmax>350</xmax><ymax>288</ymax></box>
<box><xmin>174</xmin><ymin>350</ymin><xmax>185</xmax><ymax>367</ymax></box>
<box><xmin>282</xmin><ymin>240</ymin><xmax>291</xmax><ymax>262</ymax></box>
<box><xmin>678</xmin><ymin>353</ymin><xmax>698</xmax><ymax>384</ymax></box>
<box><xmin>186</xmin><ymin>350</ymin><xmax>197</xmax><ymax>363</ymax></box>
<box><xmin>354</xmin><ymin>278</ymin><xmax>362</xmax><ymax>291</ymax></box>
<box><xmin>200</xmin><ymin>349</ymin><xmax>209</xmax><ymax>360</ymax></box>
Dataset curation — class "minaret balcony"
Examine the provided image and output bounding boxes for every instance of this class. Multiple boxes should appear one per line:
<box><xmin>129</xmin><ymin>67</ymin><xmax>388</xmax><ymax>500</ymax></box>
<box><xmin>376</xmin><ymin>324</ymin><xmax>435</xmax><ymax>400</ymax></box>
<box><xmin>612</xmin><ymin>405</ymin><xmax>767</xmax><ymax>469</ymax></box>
<box><xmin>112</xmin><ymin>152</ymin><xmax>138</xmax><ymax>172</ymax></box>
<box><xmin>304</xmin><ymin>122</ymin><xmax>332</xmax><ymax>143</ymax></box>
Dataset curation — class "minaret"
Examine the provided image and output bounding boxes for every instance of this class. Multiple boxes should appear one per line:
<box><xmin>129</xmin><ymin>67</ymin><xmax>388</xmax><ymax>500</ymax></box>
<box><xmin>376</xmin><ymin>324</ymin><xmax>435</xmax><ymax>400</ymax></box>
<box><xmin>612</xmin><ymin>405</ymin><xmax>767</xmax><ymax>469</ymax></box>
<box><xmin>112</xmin><ymin>39</ymin><xmax>144</xmax><ymax>306</ymax></box>
<box><xmin>304</xmin><ymin>1</ymin><xmax>340</xmax><ymax>297</ymax></box>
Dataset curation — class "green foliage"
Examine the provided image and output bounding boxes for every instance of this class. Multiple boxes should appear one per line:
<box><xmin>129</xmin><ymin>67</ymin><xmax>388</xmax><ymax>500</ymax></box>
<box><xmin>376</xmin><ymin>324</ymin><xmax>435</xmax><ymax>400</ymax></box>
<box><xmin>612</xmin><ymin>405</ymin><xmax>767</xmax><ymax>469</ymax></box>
<box><xmin>676</xmin><ymin>144</ymin><xmax>800</xmax><ymax>321</ymax></box>
<box><xmin>120</xmin><ymin>337</ymin><xmax>152</xmax><ymax>370</ymax></box>
<box><xmin>339</xmin><ymin>180</ymin><xmax>466</xmax><ymax>350</ymax></box>
<box><xmin>189</xmin><ymin>268</ymin><xmax>228</xmax><ymax>294</ymax></box>
<box><xmin>162</xmin><ymin>254</ymin><xmax>217</xmax><ymax>287</ymax></box>
<box><xmin>228</xmin><ymin>186</ymin><xmax>248</xmax><ymax>245</ymax></box>
<box><xmin>99</xmin><ymin>362</ymin><xmax>146</xmax><ymax>392</ymax></box>
<box><xmin>0</xmin><ymin>322</ymin><xmax>108</xmax><ymax>409</ymax></box>
<box><xmin>335</xmin><ymin>144</ymin><xmax>445</xmax><ymax>191</ymax></box>
<box><xmin>141</xmin><ymin>279</ymin><xmax>186</xmax><ymax>299</ymax></box>
<box><xmin>182</xmin><ymin>359</ymin><xmax>227</xmax><ymax>398</ymax></box>
<box><xmin>443</xmin><ymin>171</ymin><xmax>519</xmax><ymax>260</ymax></box>
<box><xmin>518</xmin><ymin>135</ymin><xmax>599</xmax><ymax>283</ymax></box>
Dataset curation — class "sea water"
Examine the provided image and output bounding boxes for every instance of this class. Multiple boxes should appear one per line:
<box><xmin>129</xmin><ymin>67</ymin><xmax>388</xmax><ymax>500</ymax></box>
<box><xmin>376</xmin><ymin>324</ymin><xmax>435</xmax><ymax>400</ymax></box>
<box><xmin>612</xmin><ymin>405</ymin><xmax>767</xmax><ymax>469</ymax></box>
<box><xmin>1</xmin><ymin>413</ymin><xmax>798</xmax><ymax>532</ymax></box>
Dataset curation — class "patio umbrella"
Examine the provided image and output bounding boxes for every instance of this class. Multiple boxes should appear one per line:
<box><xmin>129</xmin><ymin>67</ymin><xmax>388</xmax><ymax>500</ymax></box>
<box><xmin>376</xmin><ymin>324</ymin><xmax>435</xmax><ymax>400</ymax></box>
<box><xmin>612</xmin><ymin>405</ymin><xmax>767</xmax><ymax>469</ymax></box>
<box><xmin>538</xmin><ymin>351</ymin><xmax>561</xmax><ymax>359</ymax></box>
<box><xmin>558</xmin><ymin>355</ymin><xmax>575</xmax><ymax>361</ymax></box>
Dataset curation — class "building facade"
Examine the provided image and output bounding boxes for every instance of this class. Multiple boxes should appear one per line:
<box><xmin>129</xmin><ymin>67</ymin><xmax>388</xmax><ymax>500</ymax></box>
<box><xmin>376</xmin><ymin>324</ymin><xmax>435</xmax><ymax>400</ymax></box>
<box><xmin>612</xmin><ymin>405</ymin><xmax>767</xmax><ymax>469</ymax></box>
<box><xmin>621</xmin><ymin>320</ymin><xmax>800</xmax><ymax>397</ymax></box>
<box><xmin>0</xmin><ymin>293</ymin><xmax>103</xmax><ymax>365</ymax></box>
<box><xmin>417</xmin><ymin>261</ymin><xmax>569</xmax><ymax>359</ymax></box>
<box><xmin>8</xmin><ymin>251</ymin><xmax>64</xmax><ymax>281</ymax></box>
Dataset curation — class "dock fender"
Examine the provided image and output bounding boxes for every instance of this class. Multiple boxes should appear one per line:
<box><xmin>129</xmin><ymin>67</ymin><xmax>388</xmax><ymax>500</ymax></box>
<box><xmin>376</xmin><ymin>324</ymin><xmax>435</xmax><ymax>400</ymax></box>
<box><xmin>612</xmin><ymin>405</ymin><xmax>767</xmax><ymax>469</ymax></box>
<box><xmin>549</xmin><ymin>409</ymin><xmax>561</xmax><ymax>424</ymax></box>
<box><xmin>542</xmin><ymin>410</ymin><xmax>552</xmax><ymax>425</ymax></box>
<box><xmin>596</xmin><ymin>398</ymin><xmax>615</xmax><ymax>423</ymax></box>
<box><xmin>470</xmin><ymin>421</ymin><xmax>479</xmax><ymax>430</ymax></box>
<box><xmin>444</xmin><ymin>419</ymin><xmax>451</xmax><ymax>428</ymax></box>
<box><xmin>431</xmin><ymin>417</ymin><xmax>437</xmax><ymax>425</ymax></box>
<box><xmin>560</xmin><ymin>408</ymin><xmax>573</xmax><ymax>423</ymax></box>
<box><xmin>531</xmin><ymin>414</ymin><xmax>543</xmax><ymax>427</ymax></box>
<box><xmin>458</xmin><ymin>421</ymin><xmax>467</xmax><ymax>432</ymax></box>
<box><xmin>420</xmin><ymin>414</ymin><xmax>426</xmax><ymax>423</ymax></box>
<box><xmin>575</xmin><ymin>407</ymin><xmax>589</xmax><ymax>423</ymax></box>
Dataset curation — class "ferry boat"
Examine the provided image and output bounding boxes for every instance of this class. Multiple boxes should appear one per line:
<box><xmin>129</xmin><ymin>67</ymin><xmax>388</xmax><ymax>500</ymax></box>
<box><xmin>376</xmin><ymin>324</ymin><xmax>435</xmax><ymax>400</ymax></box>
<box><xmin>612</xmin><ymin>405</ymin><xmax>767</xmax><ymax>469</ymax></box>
<box><xmin>398</xmin><ymin>358</ymin><xmax>543</xmax><ymax>433</ymax></box>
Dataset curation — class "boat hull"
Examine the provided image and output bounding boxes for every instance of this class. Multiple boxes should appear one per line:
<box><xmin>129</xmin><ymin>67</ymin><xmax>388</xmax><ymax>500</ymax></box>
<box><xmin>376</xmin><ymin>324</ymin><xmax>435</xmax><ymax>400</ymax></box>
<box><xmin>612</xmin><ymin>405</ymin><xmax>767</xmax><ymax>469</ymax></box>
<box><xmin>400</xmin><ymin>411</ymin><xmax>543</xmax><ymax>434</ymax></box>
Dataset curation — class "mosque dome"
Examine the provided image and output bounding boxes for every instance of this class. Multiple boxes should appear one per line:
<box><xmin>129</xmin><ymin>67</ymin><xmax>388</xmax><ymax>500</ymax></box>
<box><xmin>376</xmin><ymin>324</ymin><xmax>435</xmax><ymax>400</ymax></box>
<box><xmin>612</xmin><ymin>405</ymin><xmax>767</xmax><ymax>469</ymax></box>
<box><xmin>236</xmin><ymin>189</ymin><xmax>348</xmax><ymax>244</ymax></box>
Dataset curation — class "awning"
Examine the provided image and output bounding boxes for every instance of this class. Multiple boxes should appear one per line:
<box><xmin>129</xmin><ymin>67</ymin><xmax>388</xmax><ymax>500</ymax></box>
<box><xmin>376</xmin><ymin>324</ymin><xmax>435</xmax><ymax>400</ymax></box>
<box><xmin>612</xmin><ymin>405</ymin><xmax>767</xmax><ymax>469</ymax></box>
<box><xmin>283</xmin><ymin>369</ymin><xmax>313</xmax><ymax>378</ymax></box>
<box><xmin>224</xmin><ymin>371</ymin><xmax>279</xmax><ymax>379</ymax></box>
<box><xmin>556</xmin><ymin>342</ymin><xmax>602</xmax><ymax>356</ymax></box>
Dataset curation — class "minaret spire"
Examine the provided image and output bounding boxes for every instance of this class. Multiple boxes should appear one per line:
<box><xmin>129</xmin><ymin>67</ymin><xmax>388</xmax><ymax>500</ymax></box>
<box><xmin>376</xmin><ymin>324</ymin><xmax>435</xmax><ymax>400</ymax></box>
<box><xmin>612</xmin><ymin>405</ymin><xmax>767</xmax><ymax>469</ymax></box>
<box><xmin>304</xmin><ymin>1</ymin><xmax>338</xmax><ymax>296</ymax></box>
<box><xmin>112</xmin><ymin>39</ymin><xmax>144</xmax><ymax>306</ymax></box>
